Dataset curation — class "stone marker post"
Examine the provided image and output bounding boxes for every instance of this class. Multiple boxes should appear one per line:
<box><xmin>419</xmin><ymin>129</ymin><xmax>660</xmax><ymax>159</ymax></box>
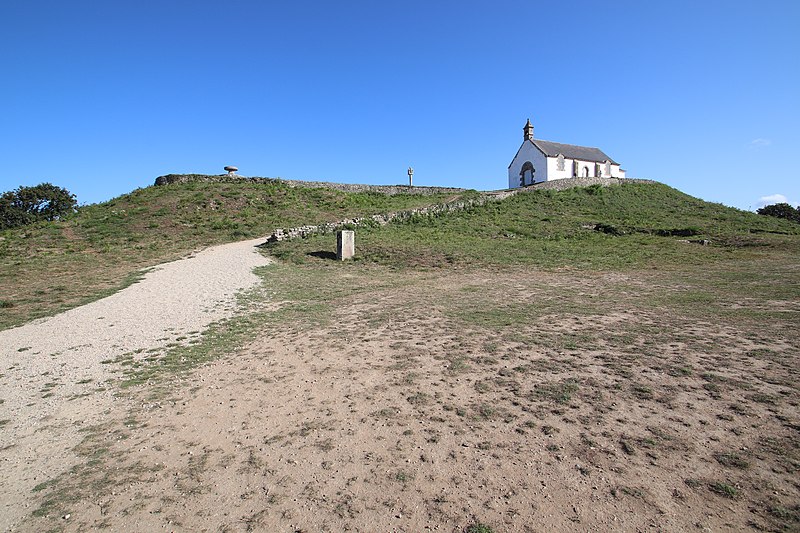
<box><xmin>337</xmin><ymin>230</ymin><xmax>355</xmax><ymax>260</ymax></box>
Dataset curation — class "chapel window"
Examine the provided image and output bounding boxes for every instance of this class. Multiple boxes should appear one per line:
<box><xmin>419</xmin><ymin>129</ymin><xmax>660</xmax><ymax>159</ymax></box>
<box><xmin>556</xmin><ymin>154</ymin><xmax>565</xmax><ymax>171</ymax></box>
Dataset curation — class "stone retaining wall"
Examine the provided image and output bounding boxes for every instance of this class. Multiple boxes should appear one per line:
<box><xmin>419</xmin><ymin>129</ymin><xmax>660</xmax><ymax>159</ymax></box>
<box><xmin>525</xmin><ymin>176</ymin><xmax>655</xmax><ymax>192</ymax></box>
<box><xmin>279</xmin><ymin>179</ymin><xmax>466</xmax><ymax>196</ymax></box>
<box><xmin>155</xmin><ymin>173</ymin><xmax>654</xmax><ymax>196</ymax></box>
<box><xmin>154</xmin><ymin>174</ymin><xmax>466</xmax><ymax>196</ymax></box>
<box><xmin>263</xmin><ymin>196</ymin><xmax>495</xmax><ymax>244</ymax></box>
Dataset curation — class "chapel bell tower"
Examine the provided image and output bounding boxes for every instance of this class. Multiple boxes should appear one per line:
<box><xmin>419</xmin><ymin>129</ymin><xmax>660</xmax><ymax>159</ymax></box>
<box><xmin>523</xmin><ymin>118</ymin><xmax>534</xmax><ymax>141</ymax></box>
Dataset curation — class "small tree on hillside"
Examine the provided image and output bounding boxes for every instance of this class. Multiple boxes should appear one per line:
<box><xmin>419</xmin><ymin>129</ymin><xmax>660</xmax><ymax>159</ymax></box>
<box><xmin>757</xmin><ymin>202</ymin><xmax>800</xmax><ymax>223</ymax></box>
<box><xmin>0</xmin><ymin>183</ymin><xmax>78</xmax><ymax>230</ymax></box>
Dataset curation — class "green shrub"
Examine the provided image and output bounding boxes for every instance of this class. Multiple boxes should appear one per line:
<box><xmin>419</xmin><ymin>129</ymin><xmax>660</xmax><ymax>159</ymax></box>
<box><xmin>0</xmin><ymin>183</ymin><xmax>77</xmax><ymax>229</ymax></box>
<box><xmin>757</xmin><ymin>203</ymin><xmax>799</xmax><ymax>223</ymax></box>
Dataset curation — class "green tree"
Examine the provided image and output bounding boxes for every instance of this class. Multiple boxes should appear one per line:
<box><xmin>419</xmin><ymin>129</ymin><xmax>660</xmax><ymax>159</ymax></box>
<box><xmin>756</xmin><ymin>202</ymin><xmax>799</xmax><ymax>223</ymax></box>
<box><xmin>0</xmin><ymin>183</ymin><xmax>77</xmax><ymax>229</ymax></box>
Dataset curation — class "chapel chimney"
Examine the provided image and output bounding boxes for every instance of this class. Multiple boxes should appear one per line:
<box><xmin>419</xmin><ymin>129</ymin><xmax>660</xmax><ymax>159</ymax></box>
<box><xmin>523</xmin><ymin>118</ymin><xmax>534</xmax><ymax>141</ymax></box>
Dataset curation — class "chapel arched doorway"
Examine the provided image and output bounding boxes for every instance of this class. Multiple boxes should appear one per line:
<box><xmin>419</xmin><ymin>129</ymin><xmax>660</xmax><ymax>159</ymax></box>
<box><xmin>519</xmin><ymin>161</ymin><xmax>535</xmax><ymax>186</ymax></box>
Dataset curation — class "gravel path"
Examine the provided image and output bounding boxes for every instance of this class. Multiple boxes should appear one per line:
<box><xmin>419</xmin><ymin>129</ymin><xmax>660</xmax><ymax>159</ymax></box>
<box><xmin>0</xmin><ymin>237</ymin><xmax>271</xmax><ymax>531</ymax></box>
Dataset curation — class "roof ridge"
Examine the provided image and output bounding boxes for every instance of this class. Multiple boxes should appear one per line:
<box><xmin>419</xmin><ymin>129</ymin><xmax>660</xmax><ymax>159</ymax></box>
<box><xmin>535</xmin><ymin>138</ymin><xmax>603</xmax><ymax>150</ymax></box>
<box><xmin>531</xmin><ymin>138</ymin><xmax>618</xmax><ymax>165</ymax></box>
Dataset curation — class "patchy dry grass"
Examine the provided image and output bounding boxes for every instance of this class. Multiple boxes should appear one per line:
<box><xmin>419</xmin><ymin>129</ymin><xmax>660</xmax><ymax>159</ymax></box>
<box><xmin>24</xmin><ymin>238</ymin><xmax>800</xmax><ymax>531</ymax></box>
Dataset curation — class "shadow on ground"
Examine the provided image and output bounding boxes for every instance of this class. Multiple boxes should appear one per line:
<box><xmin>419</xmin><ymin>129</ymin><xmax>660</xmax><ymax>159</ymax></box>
<box><xmin>307</xmin><ymin>250</ymin><xmax>338</xmax><ymax>260</ymax></box>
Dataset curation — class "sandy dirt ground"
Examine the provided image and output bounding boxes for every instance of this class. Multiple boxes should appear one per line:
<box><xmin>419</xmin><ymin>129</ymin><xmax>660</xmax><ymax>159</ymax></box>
<box><xmin>0</xmin><ymin>238</ymin><xmax>270</xmax><ymax>532</ymax></box>
<box><xmin>13</xmin><ymin>265</ymin><xmax>798</xmax><ymax>532</ymax></box>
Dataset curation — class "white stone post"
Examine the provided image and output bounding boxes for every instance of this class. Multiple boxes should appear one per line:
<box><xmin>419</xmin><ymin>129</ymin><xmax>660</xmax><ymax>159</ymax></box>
<box><xmin>337</xmin><ymin>230</ymin><xmax>355</xmax><ymax>260</ymax></box>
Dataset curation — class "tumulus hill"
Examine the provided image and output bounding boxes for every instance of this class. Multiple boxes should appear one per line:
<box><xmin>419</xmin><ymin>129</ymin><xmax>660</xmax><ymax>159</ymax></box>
<box><xmin>2</xmin><ymin>175</ymin><xmax>799</xmax><ymax>531</ymax></box>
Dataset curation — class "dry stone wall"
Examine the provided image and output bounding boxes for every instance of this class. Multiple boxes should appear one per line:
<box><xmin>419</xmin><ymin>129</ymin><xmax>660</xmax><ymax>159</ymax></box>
<box><xmin>263</xmin><ymin>196</ymin><xmax>491</xmax><ymax>244</ymax></box>
<box><xmin>155</xmin><ymin>173</ymin><xmax>653</xmax><ymax>196</ymax></box>
<box><xmin>525</xmin><ymin>176</ymin><xmax>655</xmax><ymax>192</ymax></box>
<box><xmin>154</xmin><ymin>174</ymin><xmax>466</xmax><ymax>196</ymax></box>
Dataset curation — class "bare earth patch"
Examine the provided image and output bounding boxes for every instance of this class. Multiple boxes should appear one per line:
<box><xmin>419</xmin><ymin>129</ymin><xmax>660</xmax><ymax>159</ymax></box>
<box><xmin>18</xmin><ymin>264</ymin><xmax>799</xmax><ymax>532</ymax></box>
<box><xmin>0</xmin><ymin>238</ymin><xmax>270</xmax><ymax>532</ymax></box>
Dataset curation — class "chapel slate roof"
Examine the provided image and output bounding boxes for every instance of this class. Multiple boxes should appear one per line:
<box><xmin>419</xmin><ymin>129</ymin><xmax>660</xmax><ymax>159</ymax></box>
<box><xmin>532</xmin><ymin>139</ymin><xmax>617</xmax><ymax>164</ymax></box>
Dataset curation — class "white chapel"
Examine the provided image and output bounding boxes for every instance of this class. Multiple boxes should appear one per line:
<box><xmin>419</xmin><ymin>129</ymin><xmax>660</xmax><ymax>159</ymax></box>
<box><xmin>508</xmin><ymin>119</ymin><xmax>625</xmax><ymax>189</ymax></box>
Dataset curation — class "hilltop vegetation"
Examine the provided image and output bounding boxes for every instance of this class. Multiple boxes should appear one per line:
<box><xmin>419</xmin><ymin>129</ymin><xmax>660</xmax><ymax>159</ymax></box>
<box><xmin>0</xmin><ymin>183</ymin><xmax>77</xmax><ymax>229</ymax></box>
<box><xmin>758</xmin><ymin>202</ymin><xmax>800</xmax><ymax>223</ymax></box>
<box><xmin>273</xmin><ymin>182</ymin><xmax>800</xmax><ymax>270</ymax></box>
<box><xmin>2</xmin><ymin>179</ymin><xmax>798</xmax><ymax>330</ymax></box>
<box><xmin>0</xmin><ymin>179</ymin><xmax>465</xmax><ymax>329</ymax></box>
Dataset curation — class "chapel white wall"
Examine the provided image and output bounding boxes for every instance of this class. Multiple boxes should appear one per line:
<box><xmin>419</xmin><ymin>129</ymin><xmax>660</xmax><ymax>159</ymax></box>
<box><xmin>546</xmin><ymin>157</ymin><xmax>571</xmax><ymax>181</ymax></box>
<box><xmin>508</xmin><ymin>141</ymin><xmax>548</xmax><ymax>188</ymax></box>
<box><xmin>569</xmin><ymin>160</ymin><xmax>625</xmax><ymax>179</ymax></box>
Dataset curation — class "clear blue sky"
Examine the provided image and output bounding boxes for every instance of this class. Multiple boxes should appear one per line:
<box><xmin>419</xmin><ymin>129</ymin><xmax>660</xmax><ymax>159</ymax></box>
<box><xmin>1</xmin><ymin>0</ymin><xmax>798</xmax><ymax>210</ymax></box>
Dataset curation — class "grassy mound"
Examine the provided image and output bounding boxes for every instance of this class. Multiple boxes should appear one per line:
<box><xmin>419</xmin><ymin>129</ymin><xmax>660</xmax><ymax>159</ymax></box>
<box><xmin>272</xmin><ymin>182</ymin><xmax>800</xmax><ymax>269</ymax></box>
<box><xmin>3</xmin><ymin>179</ymin><xmax>797</xmax><ymax>330</ymax></box>
<box><xmin>0</xmin><ymin>180</ymin><xmax>466</xmax><ymax>329</ymax></box>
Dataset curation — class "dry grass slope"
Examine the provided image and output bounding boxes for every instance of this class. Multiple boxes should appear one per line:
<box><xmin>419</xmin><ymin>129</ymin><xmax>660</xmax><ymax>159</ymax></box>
<box><xmin>0</xmin><ymin>179</ymin><xmax>465</xmax><ymax>329</ymax></box>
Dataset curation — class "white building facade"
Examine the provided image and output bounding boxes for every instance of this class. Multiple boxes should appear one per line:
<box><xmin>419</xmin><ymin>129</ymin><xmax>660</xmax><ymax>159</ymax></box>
<box><xmin>508</xmin><ymin>119</ymin><xmax>625</xmax><ymax>189</ymax></box>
